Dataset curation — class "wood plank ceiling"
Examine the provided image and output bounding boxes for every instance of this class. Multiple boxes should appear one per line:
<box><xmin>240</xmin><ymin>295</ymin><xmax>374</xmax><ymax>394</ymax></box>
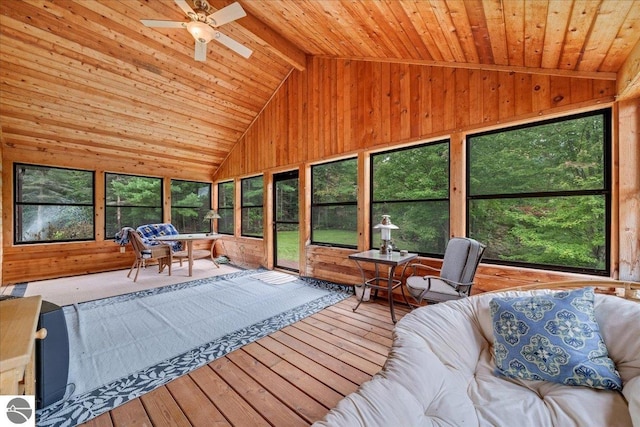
<box><xmin>1</xmin><ymin>0</ymin><xmax>639</xmax><ymax>178</ymax></box>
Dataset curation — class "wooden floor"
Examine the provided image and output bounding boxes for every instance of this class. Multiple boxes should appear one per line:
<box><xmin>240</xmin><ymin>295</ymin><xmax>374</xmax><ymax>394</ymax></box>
<box><xmin>80</xmin><ymin>295</ymin><xmax>410</xmax><ymax>427</ymax></box>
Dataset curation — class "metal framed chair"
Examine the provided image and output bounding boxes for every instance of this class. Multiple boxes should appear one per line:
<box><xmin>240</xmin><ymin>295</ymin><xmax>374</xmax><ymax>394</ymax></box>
<box><xmin>404</xmin><ymin>237</ymin><xmax>486</xmax><ymax>305</ymax></box>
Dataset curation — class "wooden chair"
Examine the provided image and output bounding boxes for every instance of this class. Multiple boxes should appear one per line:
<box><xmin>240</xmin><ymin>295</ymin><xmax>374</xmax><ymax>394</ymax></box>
<box><xmin>127</xmin><ymin>230</ymin><xmax>172</xmax><ymax>282</ymax></box>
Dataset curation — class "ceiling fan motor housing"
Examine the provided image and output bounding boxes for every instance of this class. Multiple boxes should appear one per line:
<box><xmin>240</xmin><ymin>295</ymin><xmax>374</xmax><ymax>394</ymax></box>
<box><xmin>193</xmin><ymin>0</ymin><xmax>212</xmax><ymax>14</ymax></box>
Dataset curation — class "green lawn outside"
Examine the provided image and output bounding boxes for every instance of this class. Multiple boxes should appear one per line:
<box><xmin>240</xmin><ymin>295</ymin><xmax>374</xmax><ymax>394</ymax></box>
<box><xmin>276</xmin><ymin>230</ymin><xmax>299</xmax><ymax>263</ymax></box>
<box><xmin>312</xmin><ymin>229</ymin><xmax>358</xmax><ymax>246</ymax></box>
<box><xmin>276</xmin><ymin>229</ymin><xmax>358</xmax><ymax>264</ymax></box>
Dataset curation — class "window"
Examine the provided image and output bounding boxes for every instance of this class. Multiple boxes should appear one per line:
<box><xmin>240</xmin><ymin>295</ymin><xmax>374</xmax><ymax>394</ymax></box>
<box><xmin>241</xmin><ymin>176</ymin><xmax>264</xmax><ymax>237</ymax></box>
<box><xmin>467</xmin><ymin>109</ymin><xmax>611</xmax><ymax>274</ymax></box>
<box><xmin>171</xmin><ymin>179</ymin><xmax>211</xmax><ymax>233</ymax></box>
<box><xmin>105</xmin><ymin>173</ymin><xmax>162</xmax><ymax>238</ymax></box>
<box><xmin>217</xmin><ymin>181</ymin><xmax>234</xmax><ymax>235</ymax></box>
<box><xmin>311</xmin><ymin>158</ymin><xmax>358</xmax><ymax>248</ymax></box>
<box><xmin>14</xmin><ymin>164</ymin><xmax>94</xmax><ymax>243</ymax></box>
<box><xmin>370</xmin><ymin>140</ymin><xmax>450</xmax><ymax>255</ymax></box>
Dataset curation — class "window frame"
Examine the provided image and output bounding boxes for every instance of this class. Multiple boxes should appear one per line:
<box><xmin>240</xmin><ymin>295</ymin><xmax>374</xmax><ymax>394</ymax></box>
<box><xmin>310</xmin><ymin>157</ymin><xmax>358</xmax><ymax>249</ymax></box>
<box><xmin>240</xmin><ymin>175</ymin><xmax>264</xmax><ymax>238</ymax></box>
<box><xmin>466</xmin><ymin>108</ymin><xmax>612</xmax><ymax>275</ymax></box>
<box><xmin>104</xmin><ymin>172</ymin><xmax>163</xmax><ymax>238</ymax></box>
<box><xmin>170</xmin><ymin>179</ymin><xmax>212</xmax><ymax>234</ymax></box>
<box><xmin>14</xmin><ymin>163</ymin><xmax>95</xmax><ymax>244</ymax></box>
<box><xmin>217</xmin><ymin>180</ymin><xmax>235</xmax><ymax>236</ymax></box>
<box><xmin>369</xmin><ymin>139</ymin><xmax>451</xmax><ymax>257</ymax></box>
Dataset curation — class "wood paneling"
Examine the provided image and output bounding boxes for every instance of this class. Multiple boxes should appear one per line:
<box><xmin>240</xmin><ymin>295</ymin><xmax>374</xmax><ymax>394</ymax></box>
<box><xmin>214</xmin><ymin>56</ymin><xmax>637</xmax><ymax>291</ymax></box>
<box><xmin>0</xmin><ymin>0</ymin><xmax>296</xmax><ymax>179</ymax></box>
<box><xmin>216</xmin><ymin>236</ymin><xmax>266</xmax><ymax>270</ymax></box>
<box><xmin>1</xmin><ymin>1</ymin><xmax>639</xmax><ymax>285</ymax></box>
<box><xmin>217</xmin><ymin>58</ymin><xmax>617</xmax><ymax>177</ymax></box>
<box><xmin>617</xmin><ymin>100</ymin><xmax>640</xmax><ymax>280</ymax></box>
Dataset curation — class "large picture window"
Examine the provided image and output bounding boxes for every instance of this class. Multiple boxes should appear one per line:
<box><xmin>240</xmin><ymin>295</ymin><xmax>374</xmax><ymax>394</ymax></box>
<box><xmin>171</xmin><ymin>179</ymin><xmax>211</xmax><ymax>233</ymax></box>
<box><xmin>14</xmin><ymin>164</ymin><xmax>94</xmax><ymax>243</ymax></box>
<box><xmin>311</xmin><ymin>158</ymin><xmax>357</xmax><ymax>248</ymax></box>
<box><xmin>241</xmin><ymin>176</ymin><xmax>264</xmax><ymax>237</ymax></box>
<box><xmin>467</xmin><ymin>109</ymin><xmax>611</xmax><ymax>274</ymax></box>
<box><xmin>105</xmin><ymin>173</ymin><xmax>162</xmax><ymax>237</ymax></box>
<box><xmin>371</xmin><ymin>140</ymin><xmax>450</xmax><ymax>255</ymax></box>
<box><xmin>217</xmin><ymin>181</ymin><xmax>234</xmax><ymax>235</ymax></box>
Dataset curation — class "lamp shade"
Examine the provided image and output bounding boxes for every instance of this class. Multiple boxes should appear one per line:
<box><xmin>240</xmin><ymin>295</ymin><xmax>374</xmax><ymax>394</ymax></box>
<box><xmin>373</xmin><ymin>215</ymin><xmax>399</xmax><ymax>240</ymax></box>
<box><xmin>204</xmin><ymin>210</ymin><xmax>221</xmax><ymax>220</ymax></box>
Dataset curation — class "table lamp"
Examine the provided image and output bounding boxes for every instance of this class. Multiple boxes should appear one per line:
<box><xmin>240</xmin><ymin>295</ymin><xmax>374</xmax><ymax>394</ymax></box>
<box><xmin>204</xmin><ymin>210</ymin><xmax>221</xmax><ymax>235</ymax></box>
<box><xmin>374</xmin><ymin>214</ymin><xmax>398</xmax><ymax>255</ymax></box>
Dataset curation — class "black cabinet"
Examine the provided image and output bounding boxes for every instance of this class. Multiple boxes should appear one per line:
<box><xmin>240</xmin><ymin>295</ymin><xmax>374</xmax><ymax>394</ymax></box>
<box><xmin>36</xmin><ymin>301</ymin><xmax>69</xmax><ymax>409</ymax></box>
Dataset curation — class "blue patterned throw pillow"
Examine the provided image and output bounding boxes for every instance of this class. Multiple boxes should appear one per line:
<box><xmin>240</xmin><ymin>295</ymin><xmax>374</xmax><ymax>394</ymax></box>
<box><xmin>490</xmin><ymin>287</ymin><xmax>621</xmax><ymax>390</ymax></box>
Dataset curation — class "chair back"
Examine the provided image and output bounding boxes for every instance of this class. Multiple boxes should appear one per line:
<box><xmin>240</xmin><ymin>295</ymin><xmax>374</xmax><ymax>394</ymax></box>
<box><xmin>440</xmin><ymin>237</ymin><xmax>486</xmax><ymax>287</ymax></box>
<box><xmin>128</xmin><ymin>230</ymin><xmax>149</xmax><ymax>257</ymax></box>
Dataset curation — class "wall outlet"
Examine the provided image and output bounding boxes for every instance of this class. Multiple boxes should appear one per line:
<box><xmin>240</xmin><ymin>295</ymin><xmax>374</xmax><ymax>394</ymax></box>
<box><xmin>119</xmin><ymin>246</ymin><xmax>126</xmax><ymax>253</ymax></box>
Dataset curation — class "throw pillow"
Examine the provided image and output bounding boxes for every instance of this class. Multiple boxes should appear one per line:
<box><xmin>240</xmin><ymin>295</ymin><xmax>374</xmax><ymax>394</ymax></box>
<box><xmin>489</xmin><ymin>287</ymin><xmax>622</xmax><ymax>390</ymax></box>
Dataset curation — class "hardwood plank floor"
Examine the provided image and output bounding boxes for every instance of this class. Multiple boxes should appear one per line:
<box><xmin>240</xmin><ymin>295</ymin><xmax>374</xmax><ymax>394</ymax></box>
<box><xmin>80</xmin><ymin>296</ymin><xmax>410</xmax><ymax>427</ymax></box>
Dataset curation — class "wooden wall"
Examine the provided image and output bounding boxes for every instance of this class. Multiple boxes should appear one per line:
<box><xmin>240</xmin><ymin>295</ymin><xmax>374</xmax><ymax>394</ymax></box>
<box><xmin>217</xmin><ymin>57</ymin><xmax>617</xmax><ymax>177</ymax></box>
<box><xmin>214</xmin><ymin>57</ymin><xmax>639</xmax><ymax>293</ymax></box>
<box><xmin>2</xmin><ymin>56</ymin><xmax>637</xmax><ymax>288</ymax></box>
<box><xmin>617</xmin><ymin>98</ymin><xmax>640</xmax><ymax>280</ymax></box>
<box><xmin>0</xmin><ymin>146</ymin><xmax>216</xmax><ymax>285</ymax></box>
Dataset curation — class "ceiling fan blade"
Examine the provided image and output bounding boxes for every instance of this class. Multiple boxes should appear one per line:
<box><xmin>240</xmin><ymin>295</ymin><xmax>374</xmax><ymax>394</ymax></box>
<box><xmin>206</xmin><ymin>2</ymin><xmax>246</xmax><ymax>27</ymax></box>
<box><xmin>174</xmin><ymin>0</ymin><xmax>198</xmax><ymax>20</ymax></box>
<box><xmin>140</xmin><ymin>19</ymin><xmax>186</xmax><ymax>28</ymax></box>
<box><xmin>194</xmin><ymin>40</ymin><xmax>207</xmax><ymax>62</ymax></box>
<box><xmin>214</xmin><ymin>31</ymin><xmax>252</xmax><ymax>58</ymax></box>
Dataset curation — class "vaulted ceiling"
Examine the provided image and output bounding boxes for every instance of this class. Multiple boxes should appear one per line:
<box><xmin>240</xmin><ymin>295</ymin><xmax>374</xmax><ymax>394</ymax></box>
<box><xmin>1</xmin><ymin>0</ymin><xmax>639</xmax><ymax>178</ymax></box>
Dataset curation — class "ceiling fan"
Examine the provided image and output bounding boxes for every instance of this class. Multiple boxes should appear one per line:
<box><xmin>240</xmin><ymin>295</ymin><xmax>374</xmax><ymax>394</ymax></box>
<box><xmin>141</xmin><ymin>0</ymin><xmax>252</xmax><ymax>61</ymax></box>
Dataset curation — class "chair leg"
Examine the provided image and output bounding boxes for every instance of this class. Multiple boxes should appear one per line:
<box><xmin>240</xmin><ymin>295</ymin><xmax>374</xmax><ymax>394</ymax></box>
<box><xmin>210</xmin><ymin>241</ymin><xmax>220</xmax><ymax>268</ymax></box>
<box><xmin>157</xmin><ymin>257</ymin><xmax>171</xmax><ymax>276</ymax></box>
<box><xmin>133</xmin><ymin>260</ymin><xmax>141</xmax><ymax>282</ymax></box>
<box><xmin>400</xmin><ymin>283</ymin><xmax>417</xmax><ymax>309</ymax></box>
<box><xmin>127</xmin><ymin>259</ymin><xmax>137</xmax><ymax>279</ymax></box>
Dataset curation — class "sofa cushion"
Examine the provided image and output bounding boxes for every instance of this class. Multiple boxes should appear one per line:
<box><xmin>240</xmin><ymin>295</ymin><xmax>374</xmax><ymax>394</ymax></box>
<box><xmin>624</xmin><ymin>376</ymin><xmax>640</xmax><ymax>427</ymax></box>
<box><xmin>490</xmin><ymin>287</ymin><xmax>622</xmax><ymax>390</ymax></box>
<box><xmin>136</xmin><ymin>223</ymin><xmax>182</xmax><ymax>251</ymax></box>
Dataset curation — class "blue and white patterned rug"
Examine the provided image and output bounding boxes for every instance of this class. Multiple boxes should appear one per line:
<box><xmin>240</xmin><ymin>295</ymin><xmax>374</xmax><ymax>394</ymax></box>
<box><xmin>36</xmin><ymin>269</ymin><xmax>351</xmax><ymax>427</ymax></box>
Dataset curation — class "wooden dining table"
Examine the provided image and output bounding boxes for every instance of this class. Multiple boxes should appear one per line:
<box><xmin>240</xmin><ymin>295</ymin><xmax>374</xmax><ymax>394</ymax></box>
<box><xmin>154</xmin><ymin>233</ymin><xmax>221</xmax><ymax>277</ymax></box>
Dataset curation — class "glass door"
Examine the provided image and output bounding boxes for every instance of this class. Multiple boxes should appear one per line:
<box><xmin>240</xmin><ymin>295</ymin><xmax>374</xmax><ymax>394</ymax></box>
<box><xmin>273</xmin><ymin>170</ymin><xmax>299</xmax><ymax>271</ymax></box>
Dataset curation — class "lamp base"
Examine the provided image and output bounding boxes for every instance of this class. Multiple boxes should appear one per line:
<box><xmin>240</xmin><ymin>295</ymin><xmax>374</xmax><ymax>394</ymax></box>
<box><xmin>380</xmin><ymin>240</ymin><xmax>393</xmax><ymax>255</ymax></box>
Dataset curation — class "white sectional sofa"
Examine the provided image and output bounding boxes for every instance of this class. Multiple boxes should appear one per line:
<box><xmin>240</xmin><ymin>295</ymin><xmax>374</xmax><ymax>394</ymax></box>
<box><xmin>314</xmin><ymin>282</ymin><xmax>640</xmax><ymax>427</ymax></box>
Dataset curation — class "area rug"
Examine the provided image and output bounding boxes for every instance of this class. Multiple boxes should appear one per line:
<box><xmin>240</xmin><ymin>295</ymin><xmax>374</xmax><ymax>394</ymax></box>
<box><xmin>36</xmin><ymin>269</ymin><xmax>351</xmax><ymax>427</ymax></box>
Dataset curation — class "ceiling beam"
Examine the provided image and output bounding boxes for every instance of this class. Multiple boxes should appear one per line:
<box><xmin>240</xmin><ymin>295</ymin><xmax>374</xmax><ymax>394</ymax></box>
<box><xmin>319</xmin><ymin>56</ymin><xmax>618</xmax><ymax>81</ymax></box>
<box><xmin>208</xmin><ymin>0</ymin><xmax>307</xmax><ymax>71</ymax></box>
<box><xmin>616</xmin><ymin>39</ymin><xmax>640</xmax><ymax>101</ymax></box>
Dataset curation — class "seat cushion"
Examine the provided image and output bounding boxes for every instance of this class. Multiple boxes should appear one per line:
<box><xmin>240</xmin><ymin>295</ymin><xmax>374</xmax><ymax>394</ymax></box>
<box><xmin>406</xmin><ymin>276</ymin><xmax>461</xmax><ymax>302</ymax></box>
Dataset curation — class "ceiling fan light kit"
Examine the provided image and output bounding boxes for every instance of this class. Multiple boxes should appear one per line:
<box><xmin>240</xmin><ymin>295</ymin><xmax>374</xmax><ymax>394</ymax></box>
<box><xmin>141</xmin><ymin>0</ymin><xmax>252</xmax><ymax>62</ymax></box>
<box><xmin>187</xmin><ymin>21</ymin><xmax>215</xmax><ymax>44</ymax></box>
